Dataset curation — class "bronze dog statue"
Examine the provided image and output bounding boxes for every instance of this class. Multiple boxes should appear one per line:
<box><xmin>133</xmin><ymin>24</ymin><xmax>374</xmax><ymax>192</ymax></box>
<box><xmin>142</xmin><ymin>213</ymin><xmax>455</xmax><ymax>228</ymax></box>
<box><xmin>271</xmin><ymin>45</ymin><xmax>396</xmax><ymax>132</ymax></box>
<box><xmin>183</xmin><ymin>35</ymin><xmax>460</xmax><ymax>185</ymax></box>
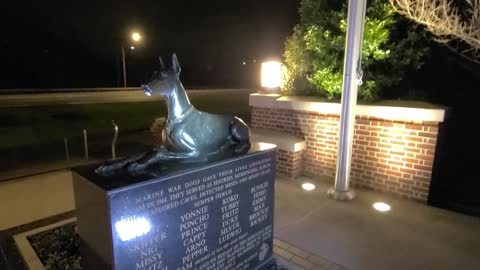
<box><xmin>96</xmin><ymin>54</ymin><xmax>251</xmax><ymax>174</ymax></box>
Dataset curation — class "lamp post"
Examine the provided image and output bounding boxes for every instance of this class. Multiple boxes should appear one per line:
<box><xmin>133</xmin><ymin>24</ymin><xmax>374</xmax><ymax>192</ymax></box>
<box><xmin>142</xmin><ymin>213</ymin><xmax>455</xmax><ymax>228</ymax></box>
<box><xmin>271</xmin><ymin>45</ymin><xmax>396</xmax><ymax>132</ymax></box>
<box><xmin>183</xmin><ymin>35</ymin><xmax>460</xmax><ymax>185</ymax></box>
<box><xmin>121</xmin><ymin>45</ymin><xmax>127</xmax><ymax>87</ymax></box>
<box><xmin>121</xmin><ymin>32</ymin><xmax>142</xmax><ymax>87</ymax></box>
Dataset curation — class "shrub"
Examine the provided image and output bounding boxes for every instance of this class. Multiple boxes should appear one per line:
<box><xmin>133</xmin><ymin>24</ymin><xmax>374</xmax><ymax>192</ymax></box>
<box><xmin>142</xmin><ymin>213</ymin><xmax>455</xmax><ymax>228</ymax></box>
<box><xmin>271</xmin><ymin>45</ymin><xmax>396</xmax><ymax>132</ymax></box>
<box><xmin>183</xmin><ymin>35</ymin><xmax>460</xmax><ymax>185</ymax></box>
<box><xmin>282</xmin><ymin>0</ymin><xmax>429</xmax><ymax>101</ymax></box>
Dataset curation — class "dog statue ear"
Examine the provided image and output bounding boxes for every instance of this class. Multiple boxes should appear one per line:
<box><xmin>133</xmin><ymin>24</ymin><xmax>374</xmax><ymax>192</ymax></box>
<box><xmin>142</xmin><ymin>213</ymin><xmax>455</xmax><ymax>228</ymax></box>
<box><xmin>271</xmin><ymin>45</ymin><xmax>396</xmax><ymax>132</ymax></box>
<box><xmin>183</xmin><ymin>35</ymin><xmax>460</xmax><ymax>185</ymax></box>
<box><xmin>159</xmin><ymin>56</ymin><xmax>166</xmax><ymax>70</ymax></box>
<box><xmin>172</xmin><ymin>53</ymin><xmax>181</xmax><ymax>75</ymax></box>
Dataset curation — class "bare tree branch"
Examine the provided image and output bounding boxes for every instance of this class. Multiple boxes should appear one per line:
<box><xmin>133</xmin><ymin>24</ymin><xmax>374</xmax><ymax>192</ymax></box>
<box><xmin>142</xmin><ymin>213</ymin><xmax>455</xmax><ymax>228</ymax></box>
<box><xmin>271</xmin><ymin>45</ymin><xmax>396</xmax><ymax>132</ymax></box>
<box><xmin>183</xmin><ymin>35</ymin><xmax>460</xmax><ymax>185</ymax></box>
<box><xmin>446</xmin><ymin>43</ymin><xmax>480</xmax><ymax>64</ymax></box>
<box><xmin>390</xmin><ymin>0</ymin><xmax>480</xmax><ymax>63</ymax></box>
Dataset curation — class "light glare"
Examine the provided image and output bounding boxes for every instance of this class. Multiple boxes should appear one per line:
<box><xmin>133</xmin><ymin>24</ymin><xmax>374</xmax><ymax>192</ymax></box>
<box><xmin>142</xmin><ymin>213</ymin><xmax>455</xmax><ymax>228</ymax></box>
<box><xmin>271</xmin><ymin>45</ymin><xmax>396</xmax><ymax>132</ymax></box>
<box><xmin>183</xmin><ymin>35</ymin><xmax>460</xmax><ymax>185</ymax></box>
<box><xmin>261</xmin><ymin>61</ymin><xmax>282</xmax><ymax>89</ymax></box>
<box><xmin>373</xmin><ymin>202</ymin><xmax>391</xmax><ymax>212</ymax></box>
<box><xmin>257</xmin><ymin>142</ymin><xmax>276</xmax><ymax>151</ymax></box>
<box><xmin>301</xmin><ymin>183</ymin><xmax>316</xmax><ymax>191</ymax></box>
<box><xmin>130</xmin><ymin>46</ymin><xmax>135</xmax><ymax>50</ymax></box>
<box><xmin>132</xmin><ymin>32</ymin><xmax>141</xmax><ymax>41</ymax></box>
<box><xmin>115</xmin><ymin>216</ymin><xmax>151</xmax><ymax>241</ymax></box>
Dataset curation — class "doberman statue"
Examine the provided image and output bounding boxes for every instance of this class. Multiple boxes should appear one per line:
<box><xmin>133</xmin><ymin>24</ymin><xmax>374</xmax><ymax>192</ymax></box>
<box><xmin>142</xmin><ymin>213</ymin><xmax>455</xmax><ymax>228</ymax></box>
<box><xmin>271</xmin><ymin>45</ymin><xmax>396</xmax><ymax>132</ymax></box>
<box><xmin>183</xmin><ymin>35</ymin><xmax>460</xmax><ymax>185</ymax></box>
<box><xmin>96</xmin><ymin>53</ymin><xmax>251</xmax><ymax>174</ymax></box>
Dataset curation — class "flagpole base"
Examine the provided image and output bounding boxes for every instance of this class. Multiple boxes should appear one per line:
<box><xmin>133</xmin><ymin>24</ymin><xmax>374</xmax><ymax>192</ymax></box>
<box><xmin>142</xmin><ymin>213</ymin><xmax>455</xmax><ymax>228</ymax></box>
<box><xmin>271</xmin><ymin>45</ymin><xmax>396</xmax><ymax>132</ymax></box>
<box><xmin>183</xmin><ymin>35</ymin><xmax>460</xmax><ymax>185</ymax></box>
<box><xmin>327</xmin><ymin>187</ymin><xmax>355</xmax><ymax>201</ymax></box>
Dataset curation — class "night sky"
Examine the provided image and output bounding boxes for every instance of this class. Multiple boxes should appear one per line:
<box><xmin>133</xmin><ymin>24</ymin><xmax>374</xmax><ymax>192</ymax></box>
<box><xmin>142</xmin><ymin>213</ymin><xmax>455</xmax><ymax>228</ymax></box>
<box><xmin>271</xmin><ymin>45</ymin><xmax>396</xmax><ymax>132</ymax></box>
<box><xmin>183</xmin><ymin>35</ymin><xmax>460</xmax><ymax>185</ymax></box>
<box><xmin>0</xmin><ymin>0</ymin><xmax>300</xmax><ymax>89</ymax></box>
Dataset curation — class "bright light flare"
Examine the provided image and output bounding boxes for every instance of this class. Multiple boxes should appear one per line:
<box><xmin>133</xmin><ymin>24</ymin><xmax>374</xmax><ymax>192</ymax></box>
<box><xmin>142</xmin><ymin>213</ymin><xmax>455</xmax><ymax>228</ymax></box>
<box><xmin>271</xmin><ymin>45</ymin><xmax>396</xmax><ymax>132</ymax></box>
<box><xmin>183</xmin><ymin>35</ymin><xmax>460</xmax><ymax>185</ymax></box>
<box><xmin>115</xmin><ymin>216</ymin><xmax>151</xmax><ymax>241</ymax></box>
<box><xmin>301</xmin><ymin>183</ymin><xmax>316</xmax><ymax>191</ymax></box>
<box><xmin>256</xmin><ymin>142</ymin><xmax>276</xmax><ymax>151</ymax></box>
<box><xmin>132</xmin><ymin>32</ymin><xmax>141</xmax><ymax>41</ymax></box>
<box><xmin>261</xmin><ymin>61</ymin><xmax>282</xmax><ymax>89</ymax></box>
<box><xmin>373</xmin><ymin>202</ymin><xmax>391</xmax><ymax>212</ymax></box>
<box><xmin>130</xmin><ymin>46</ymin><xmax>135</xmax><ymax>50</ymax></box>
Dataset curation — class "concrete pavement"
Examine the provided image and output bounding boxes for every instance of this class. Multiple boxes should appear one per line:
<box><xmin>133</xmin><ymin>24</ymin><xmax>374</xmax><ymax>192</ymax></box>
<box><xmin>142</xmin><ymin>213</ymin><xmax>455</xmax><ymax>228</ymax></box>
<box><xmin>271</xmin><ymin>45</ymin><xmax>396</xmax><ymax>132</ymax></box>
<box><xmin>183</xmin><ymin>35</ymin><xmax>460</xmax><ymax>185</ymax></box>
<box><xmin>275</xmin><ymin>176</ymin><xmax>480</xmax><ymax>270</ymax></box>
<box><xmin>0</xmin><ymin>170</ymin><xmax>75</xmax><ymax>231</ymax></box>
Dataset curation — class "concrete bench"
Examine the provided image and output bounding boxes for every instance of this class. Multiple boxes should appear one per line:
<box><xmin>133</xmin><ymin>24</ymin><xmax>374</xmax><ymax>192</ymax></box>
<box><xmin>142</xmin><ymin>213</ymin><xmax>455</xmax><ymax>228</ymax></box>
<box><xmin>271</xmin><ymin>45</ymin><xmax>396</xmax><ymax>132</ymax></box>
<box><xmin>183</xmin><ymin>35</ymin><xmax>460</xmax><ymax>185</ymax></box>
<box><xmin>250</xmin><ymin>128</ymin><xmax>306</xmax><ymax>178</ymax></box>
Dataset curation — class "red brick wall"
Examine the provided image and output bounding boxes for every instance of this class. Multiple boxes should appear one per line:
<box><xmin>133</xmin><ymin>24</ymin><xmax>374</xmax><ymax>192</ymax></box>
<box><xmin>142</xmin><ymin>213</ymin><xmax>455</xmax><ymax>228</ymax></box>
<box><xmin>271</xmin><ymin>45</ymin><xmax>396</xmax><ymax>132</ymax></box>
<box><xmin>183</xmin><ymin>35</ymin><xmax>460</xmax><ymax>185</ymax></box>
<box><xmin>277</xmin><ymin>149</ymin><xmax>304</xmax><ymax>178</ymax></box>
<box><xmin>251</xmin><ymin>107</ymin><xmax>440</xmax><ymax>202</ymax></box>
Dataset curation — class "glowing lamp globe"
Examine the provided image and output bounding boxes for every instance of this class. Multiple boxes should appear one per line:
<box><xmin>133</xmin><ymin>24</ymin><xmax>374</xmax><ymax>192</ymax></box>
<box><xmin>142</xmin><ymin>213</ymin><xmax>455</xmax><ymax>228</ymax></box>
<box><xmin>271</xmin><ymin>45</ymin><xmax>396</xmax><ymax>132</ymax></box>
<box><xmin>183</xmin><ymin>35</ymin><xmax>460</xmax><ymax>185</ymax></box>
<box><xmin>131</xmin><ymin>32</ymin><xmax>141</xmax><ymax>42</ymax></box>
<box><xmin>261</xmin><ymin>61</ymin><xmax>282</xmax><ymax>89</ymax></box>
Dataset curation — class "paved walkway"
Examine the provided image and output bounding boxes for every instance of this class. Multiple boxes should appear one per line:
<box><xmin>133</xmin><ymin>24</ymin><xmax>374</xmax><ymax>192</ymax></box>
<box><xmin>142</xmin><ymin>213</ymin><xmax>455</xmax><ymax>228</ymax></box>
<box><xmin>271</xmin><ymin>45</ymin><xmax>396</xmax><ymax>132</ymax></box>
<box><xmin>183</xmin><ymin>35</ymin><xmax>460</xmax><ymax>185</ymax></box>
<box><xmin>0</xmin><ymin>171</ymin><xmax>74</xmax><ymax>231</ymax></box>
<box><xmin>0</xmin><ymin>171</ymin><xmax>479</xmax><ymax>269</ymax></box>
<box><xmin>275</xmin><ymin>176</ymin><xmax>480</xmax><ymax>270</ymax></box>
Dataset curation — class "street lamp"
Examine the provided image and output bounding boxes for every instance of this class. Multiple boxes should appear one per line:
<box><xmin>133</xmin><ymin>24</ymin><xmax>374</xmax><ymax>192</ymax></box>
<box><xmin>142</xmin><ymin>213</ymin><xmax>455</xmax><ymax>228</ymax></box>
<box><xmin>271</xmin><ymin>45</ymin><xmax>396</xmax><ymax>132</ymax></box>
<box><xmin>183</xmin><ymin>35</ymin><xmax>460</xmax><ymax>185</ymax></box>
<box><xmin>132</xmin><ymin>32</ymin><xmax>141</xmax><ymax>42</ymax></box>
<box><xmin>121</xmin><ymin>31</ymin><xmax>142</xmax><ymax>87</ymax></box>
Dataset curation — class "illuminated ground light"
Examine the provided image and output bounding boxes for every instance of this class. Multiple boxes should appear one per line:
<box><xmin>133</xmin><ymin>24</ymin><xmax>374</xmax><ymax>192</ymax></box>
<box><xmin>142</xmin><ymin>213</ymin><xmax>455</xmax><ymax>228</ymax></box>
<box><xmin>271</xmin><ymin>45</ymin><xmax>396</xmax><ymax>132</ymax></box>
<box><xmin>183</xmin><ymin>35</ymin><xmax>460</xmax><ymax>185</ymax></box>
<box><xmin>301</xmin><ymin>183</ymin><xmax>316</xmax><ymax>191</ymax></box>
<box><xmin>373</xmin><ymin>202</ymin><xmax>391</xmax><ymax>212</ymax></box>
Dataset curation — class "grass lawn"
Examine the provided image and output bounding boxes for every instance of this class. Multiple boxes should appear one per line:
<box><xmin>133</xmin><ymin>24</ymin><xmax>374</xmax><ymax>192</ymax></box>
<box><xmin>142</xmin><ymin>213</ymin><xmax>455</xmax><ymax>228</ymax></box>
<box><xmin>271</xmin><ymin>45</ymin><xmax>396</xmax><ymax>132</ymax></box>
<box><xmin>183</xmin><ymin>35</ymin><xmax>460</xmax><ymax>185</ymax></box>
<box><xmin>0</xmin><ymin>90</ymin><xmax>252</xmax><ymax>149</ymax></box>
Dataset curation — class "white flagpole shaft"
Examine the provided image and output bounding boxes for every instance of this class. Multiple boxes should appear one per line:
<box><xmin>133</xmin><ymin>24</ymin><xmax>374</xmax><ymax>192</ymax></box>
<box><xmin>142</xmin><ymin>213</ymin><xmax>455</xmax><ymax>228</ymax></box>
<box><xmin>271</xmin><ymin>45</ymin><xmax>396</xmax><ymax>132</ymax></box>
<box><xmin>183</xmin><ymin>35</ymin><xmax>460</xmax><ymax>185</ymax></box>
<box><xmin>328</xmin><ymin>0</ymin><xmax>367</xmax><ymax>201</ymax></box>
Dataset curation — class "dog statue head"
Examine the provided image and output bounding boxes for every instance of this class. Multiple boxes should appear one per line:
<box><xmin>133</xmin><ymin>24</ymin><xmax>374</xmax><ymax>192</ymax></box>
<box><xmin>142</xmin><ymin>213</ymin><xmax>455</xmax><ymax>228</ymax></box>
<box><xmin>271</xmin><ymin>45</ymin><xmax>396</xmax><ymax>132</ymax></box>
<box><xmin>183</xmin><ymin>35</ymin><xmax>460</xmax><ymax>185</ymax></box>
<box><xmin>142</xmin><ymin>53</ymin><xmax>182</xmax><ymax>97</ymax></box>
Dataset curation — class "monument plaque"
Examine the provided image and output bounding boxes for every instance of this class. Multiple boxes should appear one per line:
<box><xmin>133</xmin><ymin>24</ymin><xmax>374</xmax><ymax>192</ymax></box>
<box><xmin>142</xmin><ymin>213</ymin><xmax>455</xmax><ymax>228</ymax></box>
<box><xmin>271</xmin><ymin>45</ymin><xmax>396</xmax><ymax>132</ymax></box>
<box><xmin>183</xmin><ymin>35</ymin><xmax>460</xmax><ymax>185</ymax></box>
<box><xmin>72</xmin><ymin>143</ymin><xmax>277</xmax><ymax>270</ymax></box>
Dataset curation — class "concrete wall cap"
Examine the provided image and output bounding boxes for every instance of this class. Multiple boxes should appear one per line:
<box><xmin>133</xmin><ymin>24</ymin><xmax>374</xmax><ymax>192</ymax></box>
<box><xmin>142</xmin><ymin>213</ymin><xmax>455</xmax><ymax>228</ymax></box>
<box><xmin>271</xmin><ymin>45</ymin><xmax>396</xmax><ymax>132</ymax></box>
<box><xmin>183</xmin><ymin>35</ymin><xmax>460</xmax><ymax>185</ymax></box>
<box><xmin>250</xmin><ymin>94</ymin><xmax>445</xmax><ymax>123</ymax></box>
<box><xmin>250</xmin><ymin>128</ymin><xmax>306</xmax><ymax>152</ymax></box>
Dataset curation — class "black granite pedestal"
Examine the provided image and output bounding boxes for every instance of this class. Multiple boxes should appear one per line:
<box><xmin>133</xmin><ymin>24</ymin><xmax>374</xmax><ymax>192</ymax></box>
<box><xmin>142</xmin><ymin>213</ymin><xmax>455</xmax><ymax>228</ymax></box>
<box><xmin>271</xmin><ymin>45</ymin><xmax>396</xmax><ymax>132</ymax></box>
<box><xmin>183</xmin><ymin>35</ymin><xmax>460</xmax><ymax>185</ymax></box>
<box><xmin>72</xmin><ymin>143</ymin><xmax>277</xmax><ymax>270</ymax></box>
